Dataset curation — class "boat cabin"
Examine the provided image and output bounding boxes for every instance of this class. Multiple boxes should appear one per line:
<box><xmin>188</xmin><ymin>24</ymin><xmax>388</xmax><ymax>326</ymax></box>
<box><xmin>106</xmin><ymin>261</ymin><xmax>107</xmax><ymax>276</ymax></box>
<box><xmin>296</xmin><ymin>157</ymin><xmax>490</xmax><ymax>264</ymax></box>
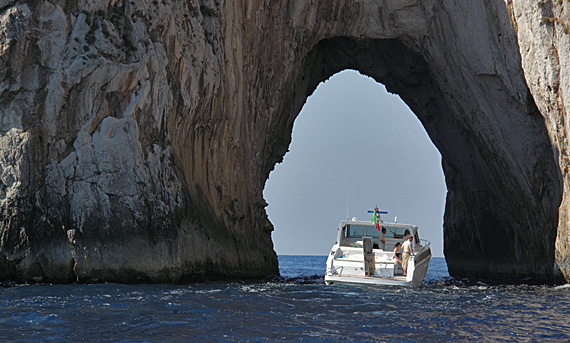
<box><xmin>337</xmin><ymin>219</ymin><xmax>421</xmax><ymax>251</ymax></box>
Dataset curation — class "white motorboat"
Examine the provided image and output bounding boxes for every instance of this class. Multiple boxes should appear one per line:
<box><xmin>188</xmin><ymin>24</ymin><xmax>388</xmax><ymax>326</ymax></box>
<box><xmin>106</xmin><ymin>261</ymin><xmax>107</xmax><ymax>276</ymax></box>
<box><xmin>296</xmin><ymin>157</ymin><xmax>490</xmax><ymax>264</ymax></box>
<box><xmin>324</xmin><ymin>211</ymin><xmax>431</xmax><ymax>287</ymax></box>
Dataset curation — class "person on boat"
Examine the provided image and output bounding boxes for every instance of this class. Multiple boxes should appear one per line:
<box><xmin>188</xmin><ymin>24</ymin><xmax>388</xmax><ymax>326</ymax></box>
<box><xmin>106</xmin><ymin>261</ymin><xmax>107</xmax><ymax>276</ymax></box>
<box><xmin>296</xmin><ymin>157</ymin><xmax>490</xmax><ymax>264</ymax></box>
<box><xmin>402</xmin><ymin>235</ymin><xmax>414</xmax><ymax>276</ymax></box>
<box><xmin>402</xmin><ymin>229</ymin><xmax>411</xmax><ymax>242</ymax></box>
<box><xmin>379</xmin><ymin>227</ymin><xmax>387</xmax><ymax>250</ymax></box>
<box><xmin>392</xmin><ymin>242</ymin><xmax>402</xmax><ymax>266</ymax></box>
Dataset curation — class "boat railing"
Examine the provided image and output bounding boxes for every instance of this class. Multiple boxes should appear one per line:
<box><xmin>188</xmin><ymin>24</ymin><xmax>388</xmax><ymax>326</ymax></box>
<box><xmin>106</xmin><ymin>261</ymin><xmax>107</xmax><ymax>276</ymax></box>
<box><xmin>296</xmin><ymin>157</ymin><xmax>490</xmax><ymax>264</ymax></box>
<box><xmin>415</xmin><ymin>239</ymin><xmax>431</xmax><ymax>255</ymax></box>
<box><xmin>327</xmin><ymin>266</ymin><xmax>344</xmax><ymax>276</ymax></box>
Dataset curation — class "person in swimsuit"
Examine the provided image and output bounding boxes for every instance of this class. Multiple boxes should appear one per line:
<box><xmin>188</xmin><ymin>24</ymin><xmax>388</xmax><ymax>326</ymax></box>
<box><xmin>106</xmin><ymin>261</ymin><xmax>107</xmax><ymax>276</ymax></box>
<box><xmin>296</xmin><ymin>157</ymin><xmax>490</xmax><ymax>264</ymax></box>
<box><xmin>392</xmin><ymin>242</ymin><xmax>402</xmax><ymax>266</ymax></box>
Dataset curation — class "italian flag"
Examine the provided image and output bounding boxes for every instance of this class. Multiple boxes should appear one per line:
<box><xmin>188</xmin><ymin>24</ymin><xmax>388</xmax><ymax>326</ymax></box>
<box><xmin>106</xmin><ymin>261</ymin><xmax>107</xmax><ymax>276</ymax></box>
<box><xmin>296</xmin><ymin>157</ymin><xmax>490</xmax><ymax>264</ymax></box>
<box><xmin>372</xmin><ymin>211</ymin><xmax>380</xmax><ymax>231</ymax></box>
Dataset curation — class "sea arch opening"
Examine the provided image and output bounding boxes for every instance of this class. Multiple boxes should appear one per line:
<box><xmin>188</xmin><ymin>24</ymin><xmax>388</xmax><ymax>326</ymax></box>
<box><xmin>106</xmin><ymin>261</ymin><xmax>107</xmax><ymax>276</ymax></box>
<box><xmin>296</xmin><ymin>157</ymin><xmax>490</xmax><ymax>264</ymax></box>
<box><xmin>263</xmin><ymin>69</ymin><xmax>447</xmax><ymax>259</ymax></box>
<box><xmin>261</xmin><ymin>36</ymin><xmax>561</xmax><ymax>281</ymax></box>
<box><xmin>263</xmin><ymin>38</ymin><xmax>451</xmax><ymax>263</ymax></box>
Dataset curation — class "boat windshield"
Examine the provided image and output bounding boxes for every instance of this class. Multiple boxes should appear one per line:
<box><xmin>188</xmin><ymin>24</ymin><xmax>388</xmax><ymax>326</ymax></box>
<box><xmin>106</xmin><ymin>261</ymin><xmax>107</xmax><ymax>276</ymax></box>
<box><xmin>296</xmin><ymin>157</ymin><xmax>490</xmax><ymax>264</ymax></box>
<box><xmin>346</xmin><ymin>224</ymin><xmax>373</xmax><ymax>238</ymax></box>
<box><xmin>385</xmin><ymin>227</ymin><xmax>414</xmax><ymax>239</ymax></box>
<box><xmin>343</xmin><ymin>224</ymin><xmax>416</xmax><ymax>240</ymax></box>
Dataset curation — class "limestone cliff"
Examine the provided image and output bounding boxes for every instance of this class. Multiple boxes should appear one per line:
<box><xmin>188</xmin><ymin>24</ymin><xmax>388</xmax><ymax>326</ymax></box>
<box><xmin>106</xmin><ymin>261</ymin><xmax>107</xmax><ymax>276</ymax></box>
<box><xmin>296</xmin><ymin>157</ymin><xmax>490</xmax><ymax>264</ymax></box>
<box><xmin>0</xmin><ymin>0</ymin><xmax>568</xmax><ymax>283</ymax></box>
<box><xmin>507</xmin><ymin>0</ymin><xmax>570</xmax><ymax>282</ymax></box>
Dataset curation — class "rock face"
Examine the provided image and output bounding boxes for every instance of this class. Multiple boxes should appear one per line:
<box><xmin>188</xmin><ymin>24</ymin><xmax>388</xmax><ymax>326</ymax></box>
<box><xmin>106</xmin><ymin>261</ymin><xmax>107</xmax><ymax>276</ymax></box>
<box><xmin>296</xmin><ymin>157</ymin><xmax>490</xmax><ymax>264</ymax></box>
<box><xmin>0</xmin><ymin>0</ymin><xmax>569</xmax><ymax>283</ymax></box>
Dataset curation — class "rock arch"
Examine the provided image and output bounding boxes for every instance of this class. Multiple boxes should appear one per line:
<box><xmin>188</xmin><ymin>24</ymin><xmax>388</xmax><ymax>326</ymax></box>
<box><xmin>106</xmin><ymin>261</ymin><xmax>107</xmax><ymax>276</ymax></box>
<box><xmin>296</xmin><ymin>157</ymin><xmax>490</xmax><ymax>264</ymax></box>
<box><xmin>254</xmin><ymin>1</ymin><xmax>562</xmax><ymax>281</ymax></box>
<box><xmin>269</xmin><ymin>37</ymin><xmax>561</xmax><ymax>281</ymax></box>
<box><xmin>0</xmin><ymin>0</ymin><xmax>566</xmax><ymax>283</ymax></box>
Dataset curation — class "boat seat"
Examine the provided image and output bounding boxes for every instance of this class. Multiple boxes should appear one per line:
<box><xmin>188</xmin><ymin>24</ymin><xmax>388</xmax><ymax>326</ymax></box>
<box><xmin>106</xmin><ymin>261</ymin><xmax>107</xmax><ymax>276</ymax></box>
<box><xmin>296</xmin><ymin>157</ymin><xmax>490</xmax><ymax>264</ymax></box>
<box><xmin>335</xmin><ymin>258</ymin><xmax>396</xmax><ymax>265</ymax></box>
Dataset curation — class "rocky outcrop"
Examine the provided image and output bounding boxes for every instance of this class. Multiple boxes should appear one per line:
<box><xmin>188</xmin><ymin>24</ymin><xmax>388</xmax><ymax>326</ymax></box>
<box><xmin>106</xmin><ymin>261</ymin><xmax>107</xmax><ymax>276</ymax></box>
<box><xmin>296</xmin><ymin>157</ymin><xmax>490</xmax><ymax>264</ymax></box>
<box><xmin>0</xmin><ymin>0</ymin><xmax>278</xmax><ymax>283</ymax></box>
<box><xmin>507</xmin><ymin>0</ymin><xmax>570</xmax><ymax>282</ymax></box>
<box><xmin>0</xmin><ymin>0</ymin><xmax>568</xmax><ymax>283</ymax></box>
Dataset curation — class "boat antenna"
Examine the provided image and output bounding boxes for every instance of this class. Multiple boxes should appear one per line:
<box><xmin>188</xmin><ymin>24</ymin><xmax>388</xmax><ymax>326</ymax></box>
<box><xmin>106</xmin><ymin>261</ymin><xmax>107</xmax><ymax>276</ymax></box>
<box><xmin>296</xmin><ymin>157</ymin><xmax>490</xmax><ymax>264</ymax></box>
<box><xmin>367</xmin><ymin>208</ymin><xmax>388</xmax><ymax>215</ymax></box>
<box><xmin>346</xmin><ymin>188</ymin><xmax>349</xmax><ymax>220</ymax></box>
<box><xmin>367</xmin><ymin>207</ymin><xmax>388</xmax><ymax>225</ymax></box>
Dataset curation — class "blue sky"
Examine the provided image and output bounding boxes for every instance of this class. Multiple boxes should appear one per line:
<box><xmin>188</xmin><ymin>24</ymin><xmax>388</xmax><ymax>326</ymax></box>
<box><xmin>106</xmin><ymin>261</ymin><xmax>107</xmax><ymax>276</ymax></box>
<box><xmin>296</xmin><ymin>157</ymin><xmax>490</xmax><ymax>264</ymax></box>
<box><xmin>263</xmin><ymin>70</ymin><xmax>447</xmax><ymax>257</ymax></box>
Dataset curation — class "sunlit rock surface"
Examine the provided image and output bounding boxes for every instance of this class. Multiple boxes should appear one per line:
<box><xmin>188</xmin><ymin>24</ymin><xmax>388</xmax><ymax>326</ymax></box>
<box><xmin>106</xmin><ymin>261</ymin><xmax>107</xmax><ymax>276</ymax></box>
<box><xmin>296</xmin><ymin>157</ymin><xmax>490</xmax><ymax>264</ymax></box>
<box><xmin>0</xmin><ymin>0</ymin><xmax>568</xmax><ymax>283</ymax></box>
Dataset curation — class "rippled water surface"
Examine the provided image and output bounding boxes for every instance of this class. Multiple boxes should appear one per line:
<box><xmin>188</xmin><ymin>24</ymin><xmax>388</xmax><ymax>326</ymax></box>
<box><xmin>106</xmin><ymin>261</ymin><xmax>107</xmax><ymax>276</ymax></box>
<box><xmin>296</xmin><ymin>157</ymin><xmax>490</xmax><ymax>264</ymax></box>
<box><xmin>1</xmin><ymin>256</ymin><xmax>570</xmax><ymax>342</ymax></box>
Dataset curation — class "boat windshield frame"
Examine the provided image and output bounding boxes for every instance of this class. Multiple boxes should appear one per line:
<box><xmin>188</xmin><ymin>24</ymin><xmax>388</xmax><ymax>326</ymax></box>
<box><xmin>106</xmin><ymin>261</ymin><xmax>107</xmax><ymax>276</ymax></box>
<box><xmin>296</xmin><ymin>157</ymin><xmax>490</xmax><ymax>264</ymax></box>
<box><xmin>337</xmin><ymin>220</ymin><xmax>421</xmax><ymax>246</ymax></box>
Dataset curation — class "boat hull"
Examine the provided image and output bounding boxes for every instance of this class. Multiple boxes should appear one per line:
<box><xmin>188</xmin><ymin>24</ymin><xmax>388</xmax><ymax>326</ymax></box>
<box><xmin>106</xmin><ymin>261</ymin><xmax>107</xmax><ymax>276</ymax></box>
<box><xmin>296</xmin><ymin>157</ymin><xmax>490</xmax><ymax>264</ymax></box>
<box><xmin>325</xmin><ymin>247</ymin><xmax>432</xmax><ymax>288</ymax></box>
<box><xmin>408</xmin><ymin>246</ymin><xmax>431</xmax><ymax>287</ymax></box>
<box><xmin>324</xmin><ymin>274</ymin><xmax>411</xmax><ymax>287</ymax></box>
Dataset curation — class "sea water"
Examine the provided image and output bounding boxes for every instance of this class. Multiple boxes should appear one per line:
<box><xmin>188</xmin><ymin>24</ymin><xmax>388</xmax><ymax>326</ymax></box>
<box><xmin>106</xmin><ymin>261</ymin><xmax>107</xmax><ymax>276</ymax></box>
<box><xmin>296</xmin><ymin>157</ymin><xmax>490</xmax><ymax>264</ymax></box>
<box><xmin>1</xmin><ymin>256</ymin><xmax>569</xmax><ymax>342</ymax></box>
